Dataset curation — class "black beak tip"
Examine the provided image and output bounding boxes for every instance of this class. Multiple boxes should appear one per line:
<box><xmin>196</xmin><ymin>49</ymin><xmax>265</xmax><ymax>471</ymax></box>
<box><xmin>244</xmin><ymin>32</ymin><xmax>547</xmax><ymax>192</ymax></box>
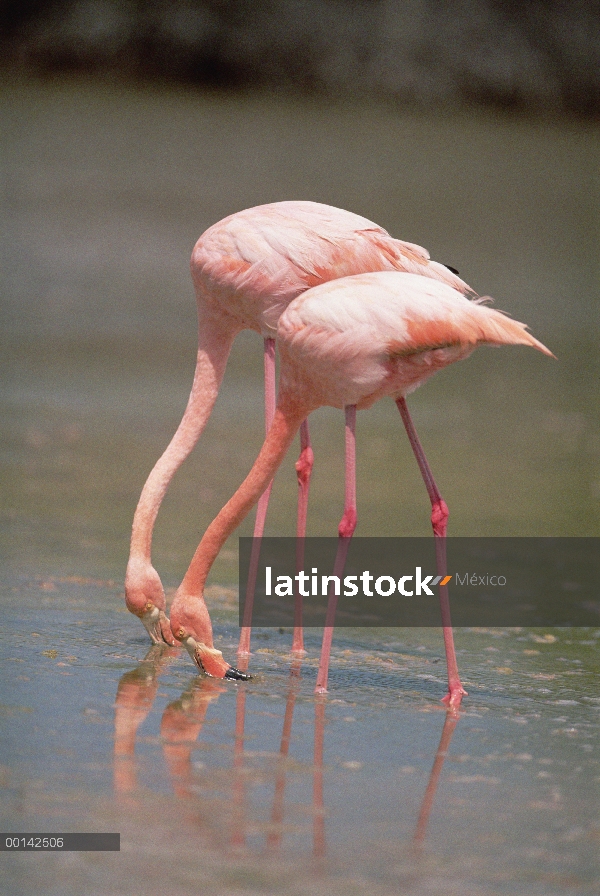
<box><xmin>225</xmin><ymin>667</ymin><xmax>251</xmax><ymax>681</ymax></box>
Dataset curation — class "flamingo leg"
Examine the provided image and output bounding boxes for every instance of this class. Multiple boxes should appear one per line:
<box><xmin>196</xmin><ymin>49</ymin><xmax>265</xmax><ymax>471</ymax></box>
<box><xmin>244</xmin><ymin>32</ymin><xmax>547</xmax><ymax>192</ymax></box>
<box><xmin>315</xmin><ymin>405</ymin><xmax>357</xmax><ymax>693</ymax></box>
<box><xmin>395</xmin><ymin>397</ymin><xmax>467</xmax><ymax>708</ymax></box>
<box><xmin>292</xmin><ymin>420</ymin><xmax>314</xmax><ymax>655</ymax></box>
<box><xmin>231</xmin><ymin>341</ymin><xmax>277</xmax><ymax>831</ymax></box>
<box><xmin>237</xmin><ymin>338</ymin><xmax>277</xmax><ymax>658</ymax></box>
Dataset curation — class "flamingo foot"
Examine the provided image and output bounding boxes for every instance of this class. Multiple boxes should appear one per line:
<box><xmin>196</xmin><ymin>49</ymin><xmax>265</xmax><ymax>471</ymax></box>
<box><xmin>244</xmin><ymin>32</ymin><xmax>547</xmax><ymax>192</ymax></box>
<box><xmin>180</xmin><ymin>635</ymin><xmax>251</xmax><ymax>681</ymax></box>
<box><xmin>291</xmin><ymin>628</ymin><xmax>306</xmax><ymax>656</ymax></box>
<box><xmin>140</xmin><ymin>604</ymin><xmax>178</xmax><ymax>646</ymax></box>
<box><xmin>236</xmin><ymin>627</ymin><xmax>252</xmax><ymax>659</ymax></box>
<box><xmin>441</xmin><ymin>684</ymin><xmax>467</xmax><ymax>710</ymax></box>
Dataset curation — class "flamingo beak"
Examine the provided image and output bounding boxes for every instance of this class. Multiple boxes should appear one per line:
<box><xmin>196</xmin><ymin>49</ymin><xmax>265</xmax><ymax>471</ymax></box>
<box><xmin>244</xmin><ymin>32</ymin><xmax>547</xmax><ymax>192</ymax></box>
<box><xmin>181</xmin><ymin>634</ymin><xmax>252</xmax><ymax>681</ymax></box>
<box><xmin>141</xmin><ymin>604</ymin><xmax>164</xmax><ymax>644</ymax></box>
<box><xmin>140</xmin><ymin>604</ymin><xmax>175</xmax><ymax>646</ymax></box>
<box><xmin>224</xmin><ymin>667</ymin><xmax>251</xmax><ymax>681</ymax></box>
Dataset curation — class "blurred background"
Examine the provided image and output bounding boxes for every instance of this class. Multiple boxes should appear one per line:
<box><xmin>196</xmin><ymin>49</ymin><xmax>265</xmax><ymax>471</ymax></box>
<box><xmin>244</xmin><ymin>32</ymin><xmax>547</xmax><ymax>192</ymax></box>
<box><xmin>2</xmin><ymin>0</ymin><xmax>600</xmax><ymax>114</ymax></box>
<box><xmin>1</xmin><ymin>0</ymin><xmax>599</xmax><ymax>585</ymax></box>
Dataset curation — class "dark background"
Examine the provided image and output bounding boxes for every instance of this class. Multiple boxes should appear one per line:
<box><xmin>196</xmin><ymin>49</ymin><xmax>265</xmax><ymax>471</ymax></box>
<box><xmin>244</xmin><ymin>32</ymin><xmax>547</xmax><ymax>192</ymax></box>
<box><xmin>2</xmin><ymin>0</ymin><xmax>599</xmax><ymax>116</ymax></box>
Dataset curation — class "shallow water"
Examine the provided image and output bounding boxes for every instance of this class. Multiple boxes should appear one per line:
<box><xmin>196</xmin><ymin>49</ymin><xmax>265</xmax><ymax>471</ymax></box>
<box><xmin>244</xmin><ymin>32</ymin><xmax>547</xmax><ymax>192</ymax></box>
<box><xmin>1</xmin><ymin>79</ymin><xmax>599</xmax><ymax>894</ymax></box>
<box><xmin>2</xmin><ymin>580</ymin><xmax>600</xmax><ymax>896</ymax></box>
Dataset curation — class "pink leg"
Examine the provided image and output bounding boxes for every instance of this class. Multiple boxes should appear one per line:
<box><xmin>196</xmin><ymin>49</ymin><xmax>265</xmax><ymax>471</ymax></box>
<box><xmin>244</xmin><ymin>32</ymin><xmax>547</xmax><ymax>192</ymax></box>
<box><xmin>292</xmin><ymin>420</ymin><xmax>314</xmax><ymax>655</ymax></box>
<box><xmin>237</xmin><ymin>338</ymin><xmax>277</xmax><ymax>658</ymax></box>
<box><xmin>396</xmin><ymin>397</ymin><xmax>467</xmax><ymax>708</ymax></box>
<box><xmin>315</xmin><ymin>405</ymin><xmax>357</xmax><ymax>694</ymax></box>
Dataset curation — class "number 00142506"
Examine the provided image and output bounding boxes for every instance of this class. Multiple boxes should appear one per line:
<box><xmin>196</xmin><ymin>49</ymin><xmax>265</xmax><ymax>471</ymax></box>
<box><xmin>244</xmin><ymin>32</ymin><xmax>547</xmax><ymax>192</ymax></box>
<box><xmin>5</xmin><ymin>837</ymin><xmax>64</xmax><ymax>848</ymax></box>
<box><xmin>1</xmin><ymin>833</ymin><xmax>119</xmax><ymax>850</ymax></box>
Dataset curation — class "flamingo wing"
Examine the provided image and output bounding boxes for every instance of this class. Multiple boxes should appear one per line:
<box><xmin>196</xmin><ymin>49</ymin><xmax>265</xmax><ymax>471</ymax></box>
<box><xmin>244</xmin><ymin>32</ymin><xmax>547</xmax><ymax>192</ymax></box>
<box><xmin>192</xmin><ymin>202</ymin><xmax>473</xmax><ymax>334</ymax></box>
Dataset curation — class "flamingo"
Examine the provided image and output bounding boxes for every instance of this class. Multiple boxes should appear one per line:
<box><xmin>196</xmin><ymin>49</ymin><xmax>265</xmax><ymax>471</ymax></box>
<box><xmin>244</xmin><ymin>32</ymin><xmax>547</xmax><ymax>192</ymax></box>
<box><xmin>169</xmin><ymin>271</ymin><xmax>552</xmax><ymax>702</ymax></box>
<box><xmin>125</xmin><ymin>201</ymin><xmax>470</xmax><ymax>652</ymax></box>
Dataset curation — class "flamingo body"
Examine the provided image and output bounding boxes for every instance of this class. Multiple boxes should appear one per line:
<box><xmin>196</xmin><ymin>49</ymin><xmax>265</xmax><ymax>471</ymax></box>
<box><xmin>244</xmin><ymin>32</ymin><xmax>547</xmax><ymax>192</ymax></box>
<box><xmin>277</xmin><ymin>272</ymin><xmax>551</xmax><ymax>412</ymax></box>
<box><xmin>191</xmin><ymin>202</ymin><xmax>469</xmax><ymax>336</ymax></box>
<box><xmin>170</xmin><ymin>271</ymin><xmax>551</xmax><ymax>695</ymax></box>
<box><xmin>126</xmin><ymin>201</ymin><xmax>470</xmax><ymax>646</ymax></box>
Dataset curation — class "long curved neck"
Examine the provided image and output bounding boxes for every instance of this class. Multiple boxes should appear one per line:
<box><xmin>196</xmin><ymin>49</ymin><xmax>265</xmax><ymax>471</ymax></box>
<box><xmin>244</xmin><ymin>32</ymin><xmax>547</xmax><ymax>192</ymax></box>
<box><xmin>129</xmin><ymin>309</ymin><xmax>238</xmax><ymax>560</ymax></box>
<box><xmin>179</xmin><ymin>399</ymin><xmax>308</xmax><ymax>596</ymax></box>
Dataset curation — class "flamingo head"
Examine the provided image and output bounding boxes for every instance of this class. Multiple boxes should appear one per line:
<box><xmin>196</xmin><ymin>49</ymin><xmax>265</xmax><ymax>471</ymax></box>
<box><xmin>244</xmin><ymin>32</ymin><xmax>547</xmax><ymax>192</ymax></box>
<box><xmin>170</xmin><ymin>590</ymin><xmax>250</xmax><ymax>681</ymax></box>
<box><xmin>125</xmin><ymin>558</ymin><xmax>177</xmax><ymax>646</ymax></box>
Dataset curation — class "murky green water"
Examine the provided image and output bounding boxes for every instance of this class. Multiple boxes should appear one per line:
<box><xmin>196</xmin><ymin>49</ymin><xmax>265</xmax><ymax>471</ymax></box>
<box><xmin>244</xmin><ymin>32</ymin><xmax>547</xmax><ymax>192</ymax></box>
<box><xmin>1</xmin><ymin>79</ymin><xmax>599</xmax><ymax>895</ymax></box>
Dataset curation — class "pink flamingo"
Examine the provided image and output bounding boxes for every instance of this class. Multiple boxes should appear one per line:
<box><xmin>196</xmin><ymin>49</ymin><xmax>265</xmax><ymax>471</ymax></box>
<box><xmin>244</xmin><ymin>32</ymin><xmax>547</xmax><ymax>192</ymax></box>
<box><xmin>125</xmin><ymin>201</ymin><xmax>470</xmax><ymax>653</ymax></box>
<box><xmin>169</xmin><ymin>271</ymin><xmax>552</xmax><ymax>701</ymax></box>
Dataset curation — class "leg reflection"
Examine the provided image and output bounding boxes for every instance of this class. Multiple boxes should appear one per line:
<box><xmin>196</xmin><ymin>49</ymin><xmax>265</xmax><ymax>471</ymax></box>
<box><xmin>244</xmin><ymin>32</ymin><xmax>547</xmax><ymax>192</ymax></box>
<box><xmin>413</xmin><ymin>709</ymin><xmax>460</xmax><ymax>848</ymax></box>
<box><xmin>313</xmin><ymin>695</ymin><xmax>326</xmax><ymax>861</ymax></box>
<box><xmin>267</xmin><ymin>659</ymin><xmax>302</xmax><ymax>851</ymax></box>
<box><xmin>231</xmin><ymin>665</ymin><xmax>249</xmax><ymax>849</ymax></box>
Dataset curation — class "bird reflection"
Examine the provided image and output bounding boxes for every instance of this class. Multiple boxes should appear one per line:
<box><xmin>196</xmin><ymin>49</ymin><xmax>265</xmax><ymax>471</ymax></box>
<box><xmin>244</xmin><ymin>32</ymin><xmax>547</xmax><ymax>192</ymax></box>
<box><xmin>114</xmin><ymin>654</ymin><xmax>459</xmax><ymax>858</ymax></box>
<box><xmin>161</xmin><ymin>677</ymin><xmax>226</xmax><ymax>799</ymax></box>
<box><xmin>113</xmin><ymin>645</ymin><xmax>179</xmax><ymax>795</ymax></box>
